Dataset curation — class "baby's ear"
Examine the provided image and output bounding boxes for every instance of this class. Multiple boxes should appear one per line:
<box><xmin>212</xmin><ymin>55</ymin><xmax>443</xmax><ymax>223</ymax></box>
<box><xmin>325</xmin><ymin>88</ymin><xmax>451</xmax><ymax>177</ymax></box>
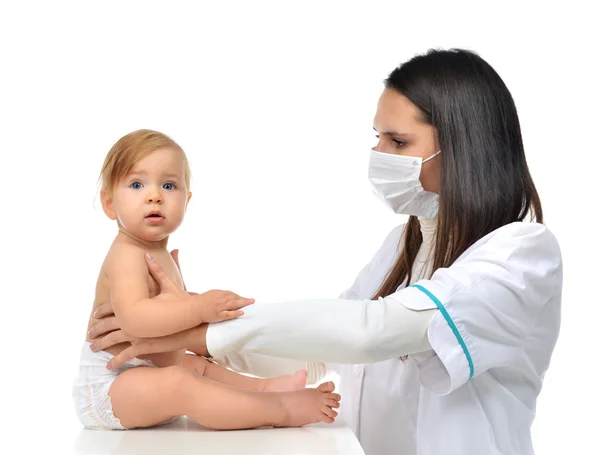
<box><xmin>100</xmin><ymin>188</ymin><xmax>117</xmax><ymax>220</ymax></box>
<box><xmin>185</xmin><ymin>191</ymin><xmax>192</xmax><ymax>208</ymax></box>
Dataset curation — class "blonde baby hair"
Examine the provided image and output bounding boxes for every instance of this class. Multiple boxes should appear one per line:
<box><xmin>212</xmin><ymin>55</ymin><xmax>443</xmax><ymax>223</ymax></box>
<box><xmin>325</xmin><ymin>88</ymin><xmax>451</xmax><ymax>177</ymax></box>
<box><xmin>99</xmin><ymin>129</ymin><xmax>191</xmax><ymax>191</ymax></box>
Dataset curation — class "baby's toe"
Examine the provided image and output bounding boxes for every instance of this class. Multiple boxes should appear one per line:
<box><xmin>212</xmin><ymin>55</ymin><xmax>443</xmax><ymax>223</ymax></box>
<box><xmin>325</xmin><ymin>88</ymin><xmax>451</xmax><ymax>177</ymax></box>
<box><xmin>327</xmin><ymin>392</ymin><xmax>341</xmax><ymax>402</ymax></box>
<box><xmin>326</xmin><ymin>398</ymin><xmax>339</xmax><ymax>408</ymax></box>
<box><xmin>318</xmin><ymin>381</ymin><xmax>335</xmax><ymax>393</ymax></box>
<box><xmin>319</xmin><ymin>412</ymin><xmax>335</xmax><ymax>423</ymax></box>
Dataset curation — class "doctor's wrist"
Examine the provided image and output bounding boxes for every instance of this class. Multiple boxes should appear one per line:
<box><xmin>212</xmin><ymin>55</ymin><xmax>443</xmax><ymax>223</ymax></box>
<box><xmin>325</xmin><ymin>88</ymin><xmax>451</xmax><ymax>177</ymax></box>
<box><xmin>186</xmin><ymin>323</ymin><xmax>210</xmax><ymax>357</ymax></box>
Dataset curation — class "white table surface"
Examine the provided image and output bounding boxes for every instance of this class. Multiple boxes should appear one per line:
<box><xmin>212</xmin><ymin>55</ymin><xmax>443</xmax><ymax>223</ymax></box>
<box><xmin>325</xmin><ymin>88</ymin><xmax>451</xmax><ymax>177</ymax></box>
<box><xmin>70</xmin><ymin>417</ymin><xmax>365</xmax><ymax>455</ymax></box>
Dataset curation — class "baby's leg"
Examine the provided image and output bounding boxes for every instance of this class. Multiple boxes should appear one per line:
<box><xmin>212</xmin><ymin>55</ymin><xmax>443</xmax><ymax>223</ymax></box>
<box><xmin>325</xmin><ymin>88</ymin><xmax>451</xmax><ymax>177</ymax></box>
<box><xmin>183</xmin><ymin>354</ymin><xmax>307</xmax><ymax>392</ymax></box>
<box><xmin>109</xmin><ymin>365</ymin><xmax>340</xmax><ymax>430</ymax></box>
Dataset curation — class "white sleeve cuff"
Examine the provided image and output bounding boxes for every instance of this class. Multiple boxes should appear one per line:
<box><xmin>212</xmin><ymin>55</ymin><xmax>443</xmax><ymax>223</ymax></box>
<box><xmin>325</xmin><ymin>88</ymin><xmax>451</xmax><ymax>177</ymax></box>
<box><xmin>406</xmin><ymin>281</ymin><xmax>474</xmax><ymax>395</ymax></box>
<box><xmin>206</xmin><ymin>319</ymin><xmax>243</xmax><ymax>361</ymax></box>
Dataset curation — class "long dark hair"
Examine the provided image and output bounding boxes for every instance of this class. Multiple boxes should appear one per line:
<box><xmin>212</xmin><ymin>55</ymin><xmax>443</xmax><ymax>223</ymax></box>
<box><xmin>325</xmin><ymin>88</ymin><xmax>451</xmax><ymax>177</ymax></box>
<box><xmin>374</xmin><ymin>48</ymin><xmax>543</xmax><ymax>299</ymax></box>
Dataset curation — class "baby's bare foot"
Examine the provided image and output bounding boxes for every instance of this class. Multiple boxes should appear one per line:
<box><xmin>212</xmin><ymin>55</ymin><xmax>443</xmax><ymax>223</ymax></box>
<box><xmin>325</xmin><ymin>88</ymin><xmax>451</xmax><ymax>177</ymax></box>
<box><xmin>276</xmin><ymin>381</ymin><xmax>341</xmax><ymax>427</ymax></box>
<box><xmin>264</xmin><ymin>369</ymin><xmax>308</xmax><ymax>392</ymax></box>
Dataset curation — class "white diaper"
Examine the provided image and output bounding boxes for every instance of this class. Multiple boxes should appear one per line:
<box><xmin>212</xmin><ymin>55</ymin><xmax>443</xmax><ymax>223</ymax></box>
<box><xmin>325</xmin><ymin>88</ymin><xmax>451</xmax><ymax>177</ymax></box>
<box><xmin>72</xmin><ymin>342</ymin><xmax>177</xmax><ymax>430</ymax></box>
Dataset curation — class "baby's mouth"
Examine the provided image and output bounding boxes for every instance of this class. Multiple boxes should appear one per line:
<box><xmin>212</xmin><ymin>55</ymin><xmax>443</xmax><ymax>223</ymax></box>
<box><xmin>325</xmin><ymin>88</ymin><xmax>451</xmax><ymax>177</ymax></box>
<box><xmin>145</xmin><ymin>212</ymin><xmax>165</xmax><ymax>224</ymax></box>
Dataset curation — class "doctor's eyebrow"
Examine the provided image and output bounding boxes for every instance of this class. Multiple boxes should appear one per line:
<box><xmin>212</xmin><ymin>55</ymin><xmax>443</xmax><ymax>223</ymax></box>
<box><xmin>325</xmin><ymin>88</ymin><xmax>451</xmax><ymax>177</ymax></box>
<box><xmin>372</xmin><ymin>126</ymin><xmax>413</xmax><ymax>138</ymax></box>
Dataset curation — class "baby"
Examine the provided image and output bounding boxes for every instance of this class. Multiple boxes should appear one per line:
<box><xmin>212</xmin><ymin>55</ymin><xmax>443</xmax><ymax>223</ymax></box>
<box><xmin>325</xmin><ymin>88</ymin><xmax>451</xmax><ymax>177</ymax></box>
<box><xmin>72</xmin><ymin>129</ymin><xmax>340</xmax><ymax>430</ymax></box>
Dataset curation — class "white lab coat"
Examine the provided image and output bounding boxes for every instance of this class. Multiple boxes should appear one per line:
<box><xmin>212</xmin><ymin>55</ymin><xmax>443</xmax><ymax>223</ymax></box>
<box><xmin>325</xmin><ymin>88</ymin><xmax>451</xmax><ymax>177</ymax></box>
<box><xmin>208</xmin><ymin>220</ymin><xmax>562</xmax><ymax>455</ymax></box>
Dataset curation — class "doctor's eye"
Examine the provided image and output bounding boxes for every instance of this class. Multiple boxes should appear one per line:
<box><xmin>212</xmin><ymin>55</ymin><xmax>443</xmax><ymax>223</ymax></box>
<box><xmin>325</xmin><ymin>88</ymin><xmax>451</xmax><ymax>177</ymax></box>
<box><xmin>163</xmin><ymin>183</ymin><xmax>176</xmax><ymax>191</ymax></box>
<box><xmin>130</xmin><ymin>181</ymin><xmax>143</xmax><ymax>190</ymax></box>
<box><xmin>392</xmin><ymin>139</ymin><xmax>407</xmax><ymax>148</ymax></box>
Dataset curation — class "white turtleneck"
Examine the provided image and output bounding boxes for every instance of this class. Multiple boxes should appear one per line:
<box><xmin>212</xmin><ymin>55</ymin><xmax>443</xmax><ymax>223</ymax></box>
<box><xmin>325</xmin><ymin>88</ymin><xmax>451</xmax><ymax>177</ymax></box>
<box><xmin>413</xmin><ymin>216</ymin><xmax>437</xmax><ymax>282</ymax></box>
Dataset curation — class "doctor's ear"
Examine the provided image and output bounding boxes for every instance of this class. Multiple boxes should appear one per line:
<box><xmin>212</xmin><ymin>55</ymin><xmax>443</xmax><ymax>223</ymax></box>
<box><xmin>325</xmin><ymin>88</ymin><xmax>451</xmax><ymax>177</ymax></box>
<box><xmin>100</xmin><ymin>188</ymin><xmax>117</xmax><ymax>220</ymax></box>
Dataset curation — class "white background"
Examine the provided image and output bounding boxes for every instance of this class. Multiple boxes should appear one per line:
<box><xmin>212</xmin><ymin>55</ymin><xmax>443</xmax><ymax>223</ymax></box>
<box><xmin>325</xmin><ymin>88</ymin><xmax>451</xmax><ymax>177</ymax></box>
<box><xmin>1</xmin><ymin>1</ymin><xmax>597</xmax><ymax>453</ymax></box>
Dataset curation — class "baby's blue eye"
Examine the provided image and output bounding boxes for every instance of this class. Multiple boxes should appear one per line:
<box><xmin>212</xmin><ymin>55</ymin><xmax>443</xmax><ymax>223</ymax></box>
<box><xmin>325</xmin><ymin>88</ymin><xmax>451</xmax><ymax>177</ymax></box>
<box><xmin>130</xmin><ymin>181</ymin><xmax>143</xmax><ymax>190</ymax></box>
<box><xmin>163</xmin><ymin>183</ymin><xmax>175</xmax><ymax>190</ymax></box>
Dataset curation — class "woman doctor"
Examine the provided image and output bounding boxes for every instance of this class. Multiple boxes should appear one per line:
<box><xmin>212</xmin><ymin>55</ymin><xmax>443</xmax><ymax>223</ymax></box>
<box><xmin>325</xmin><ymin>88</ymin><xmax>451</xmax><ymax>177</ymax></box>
<box><xmin>89</xmin><ymin>48</ymin><xmax>563</xmax><ymax>455</ymax></box>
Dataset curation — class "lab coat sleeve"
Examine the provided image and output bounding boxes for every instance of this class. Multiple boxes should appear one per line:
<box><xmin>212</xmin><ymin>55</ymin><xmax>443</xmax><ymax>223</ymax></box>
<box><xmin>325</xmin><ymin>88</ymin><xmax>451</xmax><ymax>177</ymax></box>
<box><xmin>208</xmin><ymin>246</ymin><xmax>387</xmax><ymax>382</ymax></box>
<box><xmin>206</xmin><ymin>293</ymin><xmax>437</xmax><ymax>364</ymax></box>
<box><xmin>406</xmin><ymin>222</ymin><xmax>563</xmax><ymax>395</ymax></box>
<box><xmin>207</xmin><ymin>228</ymin><xmax>404</xmax><ymax>383</ymax></box>
<box><xmin>328</xmin><ymin>223</ymin><xmax>408</xmax><ymax>374</ymax></box>
<box><xmin>205</xmin><ymin>222</ymin><xmax>438</xmax><ymax>364</ymax></box>
<box><xmin>327</xmin><ymin>260</ymin><xmax>380</xmax><ymax>375</ymax></box>
<box><xmin>209</xmin><ymin>351</ymin><xmax>328</xmax><ymax>385</ymax></box>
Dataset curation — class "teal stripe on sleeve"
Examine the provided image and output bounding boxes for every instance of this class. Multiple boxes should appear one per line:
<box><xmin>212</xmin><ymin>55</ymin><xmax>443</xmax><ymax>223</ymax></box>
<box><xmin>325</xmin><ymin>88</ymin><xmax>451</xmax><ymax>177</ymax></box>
<box><xmin>410</xmin><ymin>284</ymin><xmax>474</xmax><ymax>380</ymax></box>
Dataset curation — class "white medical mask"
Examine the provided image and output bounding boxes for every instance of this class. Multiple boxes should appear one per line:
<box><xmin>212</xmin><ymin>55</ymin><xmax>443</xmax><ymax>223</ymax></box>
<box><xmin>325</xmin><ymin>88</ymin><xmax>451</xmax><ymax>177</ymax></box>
<box><xmin>368</xmin><ymin>149</ymin><xmax>441</xmax><ymax>218</ymax></box>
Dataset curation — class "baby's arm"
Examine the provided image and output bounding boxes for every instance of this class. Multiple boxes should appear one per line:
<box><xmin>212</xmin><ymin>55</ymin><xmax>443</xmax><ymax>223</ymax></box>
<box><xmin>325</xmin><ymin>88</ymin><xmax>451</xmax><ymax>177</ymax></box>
<box><xmin>106</xmin><ymin>244</ymin><xmax>240</xmax><ymax>337</ymax></box>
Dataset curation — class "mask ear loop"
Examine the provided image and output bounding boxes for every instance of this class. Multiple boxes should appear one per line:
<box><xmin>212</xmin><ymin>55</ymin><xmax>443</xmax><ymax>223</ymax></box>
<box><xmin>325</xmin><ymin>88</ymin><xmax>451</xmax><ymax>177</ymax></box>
<box><xmin>422</xmin><ymin>150</ymin><xmax>441</xmax><ymax>164</ymax></box>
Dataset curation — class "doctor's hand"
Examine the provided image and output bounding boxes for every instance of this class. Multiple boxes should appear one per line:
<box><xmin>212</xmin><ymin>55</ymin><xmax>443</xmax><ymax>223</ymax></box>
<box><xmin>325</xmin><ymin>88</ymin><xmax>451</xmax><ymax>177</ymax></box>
<box><xmin>89</xmin><ymin>308</ymin><xmax>210</xmax><ymax>370</ymax></box>
<box><xmin>99</xmin><ymin>324</ymin><xmax>208</xmax><ymax>370</ymax></box>
<box><xmin>89</xmin><ymin>307</ymin><xmax>209</xmax><ymax>370</ymax></box>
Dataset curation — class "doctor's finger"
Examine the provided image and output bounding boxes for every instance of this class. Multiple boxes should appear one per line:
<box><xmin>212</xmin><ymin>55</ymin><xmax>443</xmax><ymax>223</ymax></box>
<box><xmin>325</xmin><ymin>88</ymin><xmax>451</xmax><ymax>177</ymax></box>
<box><xmin>88</xmin><ymin>316</ymin><xmax>119</xmax><ymax>338</ymax></box>
<box><xmin>93</xmin><ymin>301</ymin><xmax>115</xmax><ymax>319</ymax></box>
<box><xmin>107</xmin><ymin>345</ymin><xmax>139</xmax><ymax>370</ymax></box>
<box><xmin>107</xmin><ymin>333</ymin><xmax>188</xmax><ymax>369</ymax></box>
<box><xmin>90</xmin><ymin>330</ymin><xmax>131</xmax><ymax>352</ymax></box>
<box><xmin>145</xmin><ymin>253</ymin><xmax>179</xmax><ymax>292</ymax></box>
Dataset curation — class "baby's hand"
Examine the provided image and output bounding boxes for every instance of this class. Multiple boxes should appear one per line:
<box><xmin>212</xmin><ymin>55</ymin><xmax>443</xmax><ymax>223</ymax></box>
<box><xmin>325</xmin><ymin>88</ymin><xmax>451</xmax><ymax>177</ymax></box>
<box><xmin>196</xmin><ymin>290</ymin><xmax>254</xmax><ymax>323</ymax></box>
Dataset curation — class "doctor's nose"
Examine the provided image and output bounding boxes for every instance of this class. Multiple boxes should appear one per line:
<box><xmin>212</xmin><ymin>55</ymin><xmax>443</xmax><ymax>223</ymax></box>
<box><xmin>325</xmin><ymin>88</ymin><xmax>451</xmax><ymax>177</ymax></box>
<box><xmin>372</xmin><ymin>138</ymin><xmax>385</xmax><ymax>153</ymax></box>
